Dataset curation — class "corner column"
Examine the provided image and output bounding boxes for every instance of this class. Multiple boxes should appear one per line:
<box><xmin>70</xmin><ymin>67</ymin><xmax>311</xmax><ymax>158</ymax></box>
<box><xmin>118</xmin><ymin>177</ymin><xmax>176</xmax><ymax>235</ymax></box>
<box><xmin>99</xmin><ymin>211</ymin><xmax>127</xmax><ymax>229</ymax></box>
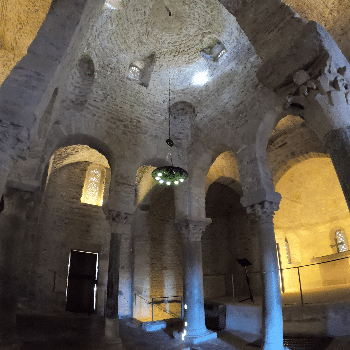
<box><xmin>247</xmin><ymin>201</ymin><xmax>284</xmax><ymax>350</ymax></box>
<box><xmin>0</xmin><ymin>189</ymin><xmax>34</xmax><ymax>349</ymax></box>
<box><xmin>103</xmin><ymin>211</ymin><xmax>133</xmax><ymax>349</ymax></box>
<box><xmin>0</xmin><ymin>152</ymin><xmax>12</xmax><ymax>198</ymax></box>
<box><xmin>324</xmin><ymin>126</ymin><xmax>350</xmax><ymax>211</ymax></box>
<box><xmin>175</xmin><ymin>217</ymin><xmax>217</xmax><ymax>345</ymax></box>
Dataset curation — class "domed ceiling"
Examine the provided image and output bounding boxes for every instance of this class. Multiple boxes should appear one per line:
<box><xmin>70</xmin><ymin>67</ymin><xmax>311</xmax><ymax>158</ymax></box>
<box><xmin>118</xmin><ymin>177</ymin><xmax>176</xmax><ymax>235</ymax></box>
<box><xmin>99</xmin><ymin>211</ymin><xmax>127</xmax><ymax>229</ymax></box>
<box><xmin>103</xmin><ymin>0</ymin><xmax>226</xmax><ymax>67</ymax></box>
<box><xmin>85</xmin><ymin>0</ymin><xmax>261</xmax><ymax>131</ymax></box>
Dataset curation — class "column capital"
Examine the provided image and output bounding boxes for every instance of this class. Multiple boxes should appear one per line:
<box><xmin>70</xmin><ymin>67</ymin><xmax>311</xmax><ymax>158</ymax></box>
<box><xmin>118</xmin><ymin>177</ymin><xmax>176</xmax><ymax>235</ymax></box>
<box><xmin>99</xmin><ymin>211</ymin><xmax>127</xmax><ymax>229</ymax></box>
<box><xmin>175</xmin><ymin>217</ymin><xmax>212</xmax><ymax>242</ymax></box>
<box><xmin>246</xmin><ymin>201</ymin><xmax>279</xmax><ymax>221</ymax></box>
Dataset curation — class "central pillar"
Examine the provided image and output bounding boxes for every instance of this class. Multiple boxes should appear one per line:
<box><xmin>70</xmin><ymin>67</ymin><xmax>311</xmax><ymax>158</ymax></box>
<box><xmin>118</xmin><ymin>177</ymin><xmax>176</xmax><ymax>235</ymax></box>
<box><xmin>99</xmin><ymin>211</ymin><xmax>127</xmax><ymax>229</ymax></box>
<box><xmin>324</xmin><ymin>126</ymin><xmax>350</xmax><ymax>212</ymax></box>
<box><xmin>247</xmin><ymin>201</ymin><xmax>285</xmax><ymax>350</ymax></box>
<box><xmin>175</xmin><ymin>217</ymin><xmax>217</xmax><ymax>345</ymax></box>
<box><xmin>0</xmin><ymin>188</ymin><xmax>33</xmax><ymax>349</ymax></box>
<box><xmin>0</xmin><ymin>152</ymin><xmax>12</xmax><ymax>199</ymax></box>
<box><xmin>103</xmin><ymin>211</ymin><xmax>133</xmax><ymax>349</ymax></box>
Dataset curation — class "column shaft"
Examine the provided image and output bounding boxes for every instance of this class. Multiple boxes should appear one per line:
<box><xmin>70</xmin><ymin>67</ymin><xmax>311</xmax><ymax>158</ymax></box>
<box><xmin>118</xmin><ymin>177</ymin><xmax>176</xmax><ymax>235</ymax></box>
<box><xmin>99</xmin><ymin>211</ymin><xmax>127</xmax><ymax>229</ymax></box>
<box><xmin>248</xmin><ymin>202</ymin><xmax>284</xmax><ymax>350</ymax></box>
<box><xmin>0</xmin><ymin>189</ymin><xmax>32</xmax><ymax>347</ymax></box>
<box><xmin>105</xmin><ymin>232</ymin><xmax>122</xmax><ymax>319</ymax></box>
<box><xmin>182</xmin><ymin>239</ymin><xmax>207</xmax><ymax>336</ymax></box>
<box><xmin>176</xmin><ymin>217</ymin><xmax>216</xmax><ymax>344</ymax></box>
<box><xmin>324</xmin><ymin>126</ymin><xmax>350</xmax><ymax>211</ymax></box>
<box><xmin>0</xmin><ymin>152</ymin><xmax>12</xmax><ymax>199</ymax></box>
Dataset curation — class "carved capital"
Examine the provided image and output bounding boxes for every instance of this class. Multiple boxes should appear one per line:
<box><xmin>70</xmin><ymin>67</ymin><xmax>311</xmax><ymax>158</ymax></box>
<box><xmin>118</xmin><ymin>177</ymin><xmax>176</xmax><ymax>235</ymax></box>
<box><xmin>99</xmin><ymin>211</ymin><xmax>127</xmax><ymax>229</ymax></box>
<box><xmin>0</xmin><ymin>120</ymin><xmax>30</xmax><ymax>162</ymax></box>
<box><xmin>175</xmin><ymin>217</ymin><xmax>212</xmax><ymax>242</ymax></box>
<box><xmin>246</xmin><ymin>201</ymin><xmax>279</xmax><ymax>222</ymax></box>
<box><xmin>285</xmin><ymin>58</ymin><xmax>350</xmax><ymax>113</ymax></box>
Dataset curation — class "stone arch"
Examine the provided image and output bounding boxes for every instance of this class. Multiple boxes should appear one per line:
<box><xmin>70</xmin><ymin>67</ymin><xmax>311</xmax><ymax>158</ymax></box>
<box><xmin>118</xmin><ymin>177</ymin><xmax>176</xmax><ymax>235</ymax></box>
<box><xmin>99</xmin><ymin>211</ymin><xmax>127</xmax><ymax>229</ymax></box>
<box><xmin>134</xmin><ymin>156</ymin><xmax>173</xmax><ymax>211</ymax></box>
<box><xmin>266</xmin><ymin>115</ymin><xmax>328</xmax><ymax>185</ymax></box>
<box><xmin>0</xmin><ymin>0</ymin><xmax>105</xmax><ymax>129</ymax></box>
<box><xmin>39</xmin><ymin>133</ymin><xmax>115</xmax><ymax>184</ymax></box>
<box><xmin>274</xmin><ymin>152</ymin><xmax>330</xmax><ymax>187</ymax></box>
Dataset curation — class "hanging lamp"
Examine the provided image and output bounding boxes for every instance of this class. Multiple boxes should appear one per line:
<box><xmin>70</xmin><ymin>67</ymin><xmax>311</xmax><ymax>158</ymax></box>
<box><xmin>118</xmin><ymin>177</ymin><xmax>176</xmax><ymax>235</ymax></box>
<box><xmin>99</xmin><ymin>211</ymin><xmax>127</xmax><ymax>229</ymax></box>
<box><xmin>151</xmin><ymin>78</ymin><xmax>188</xmax><ymax>186</ymax></box>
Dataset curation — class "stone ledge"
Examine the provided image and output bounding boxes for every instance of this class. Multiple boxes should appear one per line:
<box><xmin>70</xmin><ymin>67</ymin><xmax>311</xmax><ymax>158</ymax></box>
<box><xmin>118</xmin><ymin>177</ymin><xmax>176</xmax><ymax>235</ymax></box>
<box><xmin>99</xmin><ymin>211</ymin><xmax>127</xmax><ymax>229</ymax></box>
<box><xmin>141</xmin><ymin>320</ymin><xmax>167</xmax><ymax>332</ymax></box>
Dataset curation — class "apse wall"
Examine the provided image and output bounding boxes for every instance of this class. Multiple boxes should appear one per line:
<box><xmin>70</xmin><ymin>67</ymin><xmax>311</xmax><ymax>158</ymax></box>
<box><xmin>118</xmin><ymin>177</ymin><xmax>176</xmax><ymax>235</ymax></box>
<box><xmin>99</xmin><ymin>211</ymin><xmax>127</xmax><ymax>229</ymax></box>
<box><xmin>25</xmin><ymin>162</ymin><xmax>111</xmax><ymax>314</ymax></box>
<box><xmin>133</xmin><ymin>185</ymin><xmax>183</xmax><ymax>322</ymax></box>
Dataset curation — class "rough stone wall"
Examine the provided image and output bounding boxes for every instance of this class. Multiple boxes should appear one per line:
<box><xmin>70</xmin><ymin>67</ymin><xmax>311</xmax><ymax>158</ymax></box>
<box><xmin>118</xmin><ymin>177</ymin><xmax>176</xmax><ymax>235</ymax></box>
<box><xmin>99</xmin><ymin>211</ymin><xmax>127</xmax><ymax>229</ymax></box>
<box><xmin>26</xmin><ymin>161</ymin><xmax>111</xmax><ymax>314</ymax></box>
<box><xmin>0</xmin><ymin>0</ymin><xmax>52</xmax><ymax>84</ymax></box>
<box><xmin>283</xmin><ymin>0</ymin><xmax>350</xmax><ymax>60</ymax></box>
<box><xmin>133</xmin><ymin>185</ymin><xmax>183</xmax><ymax>321</ymax></box>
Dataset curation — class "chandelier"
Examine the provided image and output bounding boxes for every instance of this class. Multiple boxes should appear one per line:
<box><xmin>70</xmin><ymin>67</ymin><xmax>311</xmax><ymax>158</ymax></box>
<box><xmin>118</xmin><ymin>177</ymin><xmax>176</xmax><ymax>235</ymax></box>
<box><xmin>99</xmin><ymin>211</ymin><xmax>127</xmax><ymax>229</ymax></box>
<box><xmin>151</xmin><ymin>79</ymin><xmax>188</xmax><ymax>186</ymax></box>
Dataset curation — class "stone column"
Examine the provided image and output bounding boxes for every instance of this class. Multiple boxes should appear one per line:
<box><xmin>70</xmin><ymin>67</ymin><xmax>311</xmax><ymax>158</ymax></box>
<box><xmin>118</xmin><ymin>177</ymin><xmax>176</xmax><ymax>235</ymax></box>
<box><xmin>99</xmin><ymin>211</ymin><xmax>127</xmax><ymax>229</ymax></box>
<box><xmin>247</xmin><ymin>201</ymin><xmax>284</xmax><ymax>350</ymax></box>
<box><xmin>102</xmin><ymin>211</ymin><xmax>133</xmax><ymax>349</ymax></box>
<box><xmin>0</xmin><ymin>152</ymin><xmax>12</xmax><ymax>199</ymax></box>
<box><xmin>0</xmin><ymin>121</ymin><xmax>29</xmax><ymax>200</ymax></box>
<box><xmin>175</xmin><ymin>217</ymin><xmax>217</xmax><ymax>345</ymax></box>
<box><xmin>0</xmin><ymin>188</ymin><xmax>34</xmax><ymax>348</ymax></box>
<box><xmin>324</xmin><ymin>126</ymin><xmax>350</xmax><ymax>211</ymax></box>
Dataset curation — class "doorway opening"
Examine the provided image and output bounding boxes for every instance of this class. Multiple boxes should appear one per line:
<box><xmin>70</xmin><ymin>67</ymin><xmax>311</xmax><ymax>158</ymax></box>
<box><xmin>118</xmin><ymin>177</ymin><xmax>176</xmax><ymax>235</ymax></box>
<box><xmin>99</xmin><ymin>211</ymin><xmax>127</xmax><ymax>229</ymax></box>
<box><xmin>66</xmin><ymin>250</ymin><xmax>98</xmax><ymax>313</ymax></box>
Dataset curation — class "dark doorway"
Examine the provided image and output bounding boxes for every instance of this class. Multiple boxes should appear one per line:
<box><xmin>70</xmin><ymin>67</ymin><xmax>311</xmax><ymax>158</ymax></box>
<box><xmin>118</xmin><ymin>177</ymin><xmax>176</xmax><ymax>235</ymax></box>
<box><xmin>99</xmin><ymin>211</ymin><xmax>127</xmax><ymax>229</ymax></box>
<box><xmin>66</xmin><ymin>250</ymin><xmax>98</xmax><ymax>313</ymax></box>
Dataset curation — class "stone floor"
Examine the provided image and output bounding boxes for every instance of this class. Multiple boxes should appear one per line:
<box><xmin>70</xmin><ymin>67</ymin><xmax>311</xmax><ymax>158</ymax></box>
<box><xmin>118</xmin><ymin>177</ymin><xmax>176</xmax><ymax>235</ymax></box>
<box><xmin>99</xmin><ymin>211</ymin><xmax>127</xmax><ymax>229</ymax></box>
<box><xmin>13</xmin><ymin>311</ymin><xmax>350</xmax><ymax>350</ymax></box>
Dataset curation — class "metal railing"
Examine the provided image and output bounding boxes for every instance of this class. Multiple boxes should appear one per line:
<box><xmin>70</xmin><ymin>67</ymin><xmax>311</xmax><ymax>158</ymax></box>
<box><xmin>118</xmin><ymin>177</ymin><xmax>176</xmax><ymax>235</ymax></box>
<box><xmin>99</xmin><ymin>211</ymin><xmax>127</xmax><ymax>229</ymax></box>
<box><xmin>134</xmin><ymin>294</ymin><xmax>183</xmax><ymax>321</ymax></box>
<box><xmin>279</xmin><ymin>254</ymin><xmax>350</xmax><ymax>306</ymax></box>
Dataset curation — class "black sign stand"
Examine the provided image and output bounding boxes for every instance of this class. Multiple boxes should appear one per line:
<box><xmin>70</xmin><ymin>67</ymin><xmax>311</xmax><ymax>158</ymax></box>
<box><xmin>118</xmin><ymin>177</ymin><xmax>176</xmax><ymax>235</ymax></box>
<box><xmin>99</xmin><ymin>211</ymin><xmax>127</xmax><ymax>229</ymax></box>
<box><xmin>237</xmin><ymin>258</ymin><xmax>254</xmax><ymax>303</ymax></box>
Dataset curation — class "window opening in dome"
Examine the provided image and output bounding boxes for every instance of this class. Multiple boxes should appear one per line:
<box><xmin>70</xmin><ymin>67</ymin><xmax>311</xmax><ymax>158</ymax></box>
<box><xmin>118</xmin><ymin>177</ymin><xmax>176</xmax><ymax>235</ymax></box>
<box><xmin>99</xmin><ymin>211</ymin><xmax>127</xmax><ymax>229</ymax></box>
<box><xmin>200</xmin><ymin>39</ymin><xmax>226</xmax><ymax>62</ymax></box>
<box><xmin>128</xmin><ymin>66</ymin><xmax>141</xmax><ymax>81</ymax></box>
<box><xmin>192</xmin><ymin>71</ymin><xmax>208</xmax><ymax>86</ymax></box>
<box><xmin>333</xmin><ymin>230</ymin><xmax>348</xmax><ymax>253</ymax></box>
<box><xmin>81</xmin><ymin>164</ymin><xmax>106</xmax><ymax>206</ymax></box>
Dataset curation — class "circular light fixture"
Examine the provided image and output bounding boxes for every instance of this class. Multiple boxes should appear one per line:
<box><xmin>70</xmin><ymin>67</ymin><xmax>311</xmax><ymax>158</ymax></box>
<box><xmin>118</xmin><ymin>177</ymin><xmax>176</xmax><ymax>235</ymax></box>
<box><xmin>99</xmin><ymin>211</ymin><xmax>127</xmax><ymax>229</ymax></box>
<box><xmin>152</xmin><ymin>76</ymin><xmax>189</xmax><ymax>186</ymax></box>
<box><xmin>152</xmin><ymin>165</ymin><xmax>188</xmax><ymax>186</ymax></box>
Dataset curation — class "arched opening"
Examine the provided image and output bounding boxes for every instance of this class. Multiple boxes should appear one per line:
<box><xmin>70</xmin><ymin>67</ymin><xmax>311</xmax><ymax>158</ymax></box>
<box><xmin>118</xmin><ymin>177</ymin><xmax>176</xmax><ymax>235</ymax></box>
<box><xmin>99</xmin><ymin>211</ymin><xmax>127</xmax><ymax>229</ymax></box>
<box><xmin>26</xmin><ymin>144</ymin><xmax>111</xmax><ymax>314</ymax></box>
<box><xmin>274</xmin><ymin>157</ymin><xmax>350</xmax><ymax>305</ymax></box>
<box><xmin>133</xmin><ymin>165</ymin><xmax>183</xmax><ymax>322</ymax></box>
<box><xmin>202</xmin><ymin>151</ymin><xmax>263</xmax><ymax>330</ymax></box>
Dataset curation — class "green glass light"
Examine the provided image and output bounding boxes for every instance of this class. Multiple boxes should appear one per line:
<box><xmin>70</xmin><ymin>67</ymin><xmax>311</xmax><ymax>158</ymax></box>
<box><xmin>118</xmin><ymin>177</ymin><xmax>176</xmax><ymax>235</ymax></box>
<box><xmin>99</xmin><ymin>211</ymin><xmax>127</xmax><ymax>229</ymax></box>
<box><xmin>151</xmin><ymin>165</ymin><xmax>188</xmax><ymax>186</ymax></box>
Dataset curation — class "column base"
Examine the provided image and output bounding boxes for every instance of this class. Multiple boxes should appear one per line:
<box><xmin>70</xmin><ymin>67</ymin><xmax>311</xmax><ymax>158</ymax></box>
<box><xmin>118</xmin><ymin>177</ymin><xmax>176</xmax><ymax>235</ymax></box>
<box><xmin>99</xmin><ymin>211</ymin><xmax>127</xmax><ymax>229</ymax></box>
<box><xmin>174</xmin><ymin>329</ymin><xmax>217</xmax><ymax>345</ymax></box>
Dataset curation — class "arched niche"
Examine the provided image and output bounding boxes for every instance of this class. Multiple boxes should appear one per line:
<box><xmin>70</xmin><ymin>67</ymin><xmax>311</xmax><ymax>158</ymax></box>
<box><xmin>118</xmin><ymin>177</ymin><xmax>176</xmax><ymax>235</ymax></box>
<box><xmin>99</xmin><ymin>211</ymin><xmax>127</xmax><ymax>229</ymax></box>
<box><xmin>26</xmin><ymin>144</ymin><xmax>111</xmax><ymax>314</ymax></box>
<box><xmin>203</xmin><ymin>180</ymin><xmax>262</xmax><ymax>302</ymax></box>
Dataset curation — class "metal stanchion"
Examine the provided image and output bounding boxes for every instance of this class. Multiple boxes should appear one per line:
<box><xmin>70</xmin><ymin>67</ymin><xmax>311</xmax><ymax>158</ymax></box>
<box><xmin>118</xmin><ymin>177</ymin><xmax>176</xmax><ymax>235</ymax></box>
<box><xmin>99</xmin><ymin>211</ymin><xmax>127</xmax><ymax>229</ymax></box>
<box><xmin>297</xmin><ymin>267</ymin><xmax>304</xmax><ymax>306</ymax></box>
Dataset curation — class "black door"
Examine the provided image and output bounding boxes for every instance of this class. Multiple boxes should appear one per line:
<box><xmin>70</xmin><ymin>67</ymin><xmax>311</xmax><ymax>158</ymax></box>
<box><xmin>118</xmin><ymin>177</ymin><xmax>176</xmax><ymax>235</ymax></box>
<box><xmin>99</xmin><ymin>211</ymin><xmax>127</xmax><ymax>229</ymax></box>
<box><xmin>66</xmin><ymin>250</ymin><xmax>97</xmax><ymax>313</ymax></box>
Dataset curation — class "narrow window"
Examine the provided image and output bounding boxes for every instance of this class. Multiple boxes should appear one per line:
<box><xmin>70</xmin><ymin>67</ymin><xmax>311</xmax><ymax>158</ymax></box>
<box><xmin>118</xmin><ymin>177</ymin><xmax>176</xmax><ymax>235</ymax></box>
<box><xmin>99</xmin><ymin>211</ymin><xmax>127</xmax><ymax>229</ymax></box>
<box><xmin>285</xmin><ymin>237</ymin><xmax>292</xmax><ymax>264</ymax></box>
<box><xmin>81</xmin><ymin>164</ymin><xmax>106</xmax><ymax>206</ymax></box>
<box><xmin>334</xmin><ymin>230</ymin><xmax>348</xmax><ymax>253</ymax></box>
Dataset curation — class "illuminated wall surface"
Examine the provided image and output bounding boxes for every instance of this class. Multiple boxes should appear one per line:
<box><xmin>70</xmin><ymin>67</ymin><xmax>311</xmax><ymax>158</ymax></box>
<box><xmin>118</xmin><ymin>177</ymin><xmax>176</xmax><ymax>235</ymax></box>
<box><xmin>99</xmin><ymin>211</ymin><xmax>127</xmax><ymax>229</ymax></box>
<box><xmin>134</xmin><ymin>171</ymin><xmax>183</xmax><ymax>322</ymax></box>
<box><xmin>274</xmin><ymin>157</ymin><xmax>350</xmax><ymax>295</ymax></box>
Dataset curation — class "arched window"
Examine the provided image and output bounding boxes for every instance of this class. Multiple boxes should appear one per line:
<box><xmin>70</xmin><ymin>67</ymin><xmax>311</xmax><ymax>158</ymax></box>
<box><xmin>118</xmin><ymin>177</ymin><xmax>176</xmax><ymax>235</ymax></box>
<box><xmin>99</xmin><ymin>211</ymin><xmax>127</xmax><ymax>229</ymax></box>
<box><xmin>334</xmin><ymin>230</ymin><xmax>348</xmax><ymax>253</ymax></box>
<box><xmin>81</xmin><ymin>164</ymin><xmax>106</xmax><ymax>206</ymax></box>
